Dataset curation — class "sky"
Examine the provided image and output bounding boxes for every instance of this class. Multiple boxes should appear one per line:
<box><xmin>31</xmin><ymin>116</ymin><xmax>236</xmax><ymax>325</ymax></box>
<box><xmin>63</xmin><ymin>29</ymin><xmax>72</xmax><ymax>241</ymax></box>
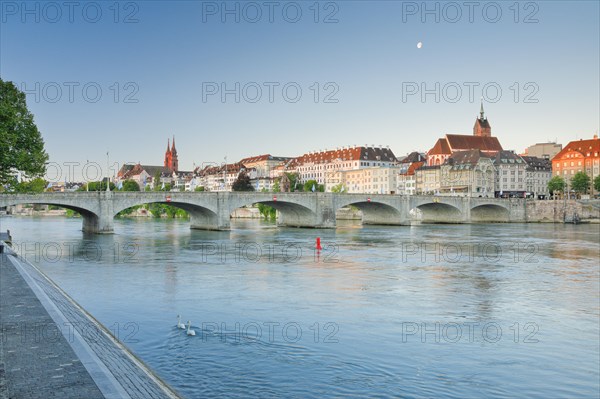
<box><xmin>1</xmin><ymin>0</ymin><xmax>599</xmax><ymax>181</ymax></box>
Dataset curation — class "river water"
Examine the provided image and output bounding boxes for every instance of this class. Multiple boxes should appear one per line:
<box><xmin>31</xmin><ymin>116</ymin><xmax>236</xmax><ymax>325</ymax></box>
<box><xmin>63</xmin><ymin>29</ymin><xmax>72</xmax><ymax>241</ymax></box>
<box><xmin>2</xmin><ymin>216</ymin><xmax>599</xmax><ymax>398</ymax></box>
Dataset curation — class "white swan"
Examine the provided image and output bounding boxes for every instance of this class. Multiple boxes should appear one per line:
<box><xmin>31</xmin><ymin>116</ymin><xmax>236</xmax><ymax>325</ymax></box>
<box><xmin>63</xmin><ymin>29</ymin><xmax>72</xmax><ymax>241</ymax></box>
<box><xmin>186</xmin><ymin>321</ymin><xmax>196</xmax><ymax>336</ymax></box>
<box><xmin>177</xmin><ymin>315</ymin><xmax>186</xmax><ymax>329</ymax></box>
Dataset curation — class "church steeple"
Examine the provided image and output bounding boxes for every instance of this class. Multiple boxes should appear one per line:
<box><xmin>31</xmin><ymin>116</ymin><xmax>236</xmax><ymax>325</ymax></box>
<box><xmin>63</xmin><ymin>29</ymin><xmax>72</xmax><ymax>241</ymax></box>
<box><xmin>479</xmin><ymin>99</ymin><xmax>485</xmax><ymax>120</ymax></box>
<box><xmin>164</xmin><ymin>138</ymin><xmax>171</xmax><ymax>168</ymax></box>
<box><xmin>473</xmin><ymin>101</ymin><xmax>492</xmax><ymax>137</ymax></box>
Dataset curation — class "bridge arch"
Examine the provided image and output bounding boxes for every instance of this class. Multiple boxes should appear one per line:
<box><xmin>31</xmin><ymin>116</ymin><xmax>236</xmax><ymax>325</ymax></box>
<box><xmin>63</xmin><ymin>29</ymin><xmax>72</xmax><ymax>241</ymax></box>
<box><xmin>112</xmin><ymin>198</ymin><xmax>222</xmax><ymax>231</ymax></box>
<box><xmin>0</xmin><ymin>197</ymin><xmax>104</xmax><ymax>233</ymax></box>
<box><xmin>335</xmin><ymin>199</ymin><xmax>404</xmax><ymax>225</ymax></box>
<box><xmin>229</xmin><ymin>194</ymin><xmax>324</xmax><ymax>228</ymax></box>
<box><xmin>470</xmin><ymin>204</ymin><xmax>510</xmax><ymax>222</ymax></box>
<box><xmin>414</xmin><ymin>202</ymin><xmax>463</xmax><ymax>223</ymax></box>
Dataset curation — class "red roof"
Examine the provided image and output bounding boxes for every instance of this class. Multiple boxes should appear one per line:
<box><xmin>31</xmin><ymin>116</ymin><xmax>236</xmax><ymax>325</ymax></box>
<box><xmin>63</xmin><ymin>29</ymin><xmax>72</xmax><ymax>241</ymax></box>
<box><xmin>445</xmin><ymin>134</ymin><xmax>503</xmax><ymax>153</ymax></box>
<box><xmin>427</xmin><ymin>139</ymin><xmax>451</xmax><ymax>156</ymax></box>
<box><xmin>552</xmin><ymin>137</ymin><xmax>600</xmax><ymax>161</ymax></box>
<box><xmin>407</xmin><ymin>161</ymin><xmax>425</xmax><ymax>175</ymax></box>
<box><xmin>294</xmin><ymin>146</ymin><xmax>397</xmax><ymax>165</ymax></box>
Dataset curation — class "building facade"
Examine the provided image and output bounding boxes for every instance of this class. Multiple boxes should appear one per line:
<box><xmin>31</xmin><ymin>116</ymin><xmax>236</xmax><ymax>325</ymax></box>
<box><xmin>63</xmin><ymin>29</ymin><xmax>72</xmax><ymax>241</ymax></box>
<box><xmin>290</xmin><ymin>146</ymin><xmax>398</xmax><ymax>190</ymax></box>
<box><xmin>522</xmin><ymin>156</ymin><xmax>552</xmax><ymax>198</ymax></box>
<box><xmin>397</xmin><ymin>152</ymin><xmax>426</xmax><ymax>195</ymax></box>
<box><xmin>440</xmin><ymin>150</ymin><xmax>496</xmax><ymax>197</ymax></box>
<box><xmin>341</xmin><ymin>166</ymin><xmax>400</xmax><ymax>194</ymax></box>
<box><xmin>551</xmin><ymin>135</ymin><xmax>600</xmax><ymax>195</ymax></box>
<box><xmin>493</xmin><ymin>151</ymin><xmax>527</xmax><ymax>198</ymax></box>
<box><xmin>415</xmin><ymin>165</ymin><xmax>441</xmax><ymax>195</ymax></box>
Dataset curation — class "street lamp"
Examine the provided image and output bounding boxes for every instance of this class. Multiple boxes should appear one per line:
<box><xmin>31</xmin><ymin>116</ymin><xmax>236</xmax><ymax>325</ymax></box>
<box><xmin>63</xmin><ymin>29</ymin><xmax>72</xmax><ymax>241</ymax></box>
<box><xmin>106</xmin><ymin>152</ymin><xmax>110</xmax><ymax>192</ymax></box>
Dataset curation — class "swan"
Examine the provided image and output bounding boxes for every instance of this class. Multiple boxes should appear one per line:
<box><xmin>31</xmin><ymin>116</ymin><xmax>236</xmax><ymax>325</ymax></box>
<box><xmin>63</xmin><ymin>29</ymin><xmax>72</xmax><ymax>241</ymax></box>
<box><xmin>186</xmin><ymin>321</ymin><xmax>196</xmax><ymax>336</ymax></box>
<box><xmin>177</xmin><ymin>315</ymin><xmax>186</xmax><ymax>329</ymax></box>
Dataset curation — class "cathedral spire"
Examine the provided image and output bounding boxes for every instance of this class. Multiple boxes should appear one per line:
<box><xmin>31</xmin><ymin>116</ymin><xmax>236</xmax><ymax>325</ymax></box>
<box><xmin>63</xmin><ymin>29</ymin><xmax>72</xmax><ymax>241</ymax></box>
<box><xmin>480</xmin><ymin>98</ymin><xmax>485</xmax><ymax>120</ymax></box>
<box><xmin>172</xmin><ymin>135</ymin><xmax>177</xmax><ymax>153</ymax></box>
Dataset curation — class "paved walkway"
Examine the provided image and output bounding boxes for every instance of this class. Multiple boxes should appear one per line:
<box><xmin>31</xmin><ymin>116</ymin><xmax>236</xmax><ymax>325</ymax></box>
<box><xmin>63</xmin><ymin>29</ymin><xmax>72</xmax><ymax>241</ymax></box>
<box><xmin>0</xmin><ymin>245</ymin><xmax>182</xmax><ymax>399</ymax></box>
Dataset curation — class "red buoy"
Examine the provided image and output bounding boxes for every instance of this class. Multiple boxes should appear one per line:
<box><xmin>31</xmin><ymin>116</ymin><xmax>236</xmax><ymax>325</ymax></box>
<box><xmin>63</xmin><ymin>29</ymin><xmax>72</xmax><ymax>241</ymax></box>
<box><xmin>316</xmin><ymin>237</ymin><xmax>322</xmax><ymax>250</ymax></box>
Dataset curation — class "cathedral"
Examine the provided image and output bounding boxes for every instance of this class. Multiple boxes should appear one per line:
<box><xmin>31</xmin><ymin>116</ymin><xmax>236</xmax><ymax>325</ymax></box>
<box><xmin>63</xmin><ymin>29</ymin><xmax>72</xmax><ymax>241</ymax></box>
<box><xmin>164</xmin><ymin>136</ymin><xmax>179</xmax><ymax>172</ymax></box>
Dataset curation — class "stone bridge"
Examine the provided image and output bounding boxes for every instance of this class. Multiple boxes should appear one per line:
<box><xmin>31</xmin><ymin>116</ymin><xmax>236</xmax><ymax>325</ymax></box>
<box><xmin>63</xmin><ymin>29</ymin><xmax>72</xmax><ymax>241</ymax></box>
<box><xmin>0</xmin><ymin>192</ymin><xmax>526</xmax><ymax>234</ymax></box>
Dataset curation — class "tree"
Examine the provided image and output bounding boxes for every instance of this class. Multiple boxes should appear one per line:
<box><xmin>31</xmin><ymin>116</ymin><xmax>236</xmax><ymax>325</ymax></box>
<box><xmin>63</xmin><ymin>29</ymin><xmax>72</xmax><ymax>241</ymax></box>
<box><xmin>272</xmin><ymin>179</ymin><xmax>281</xmax><ymax>193</ymax></box>
<box><xmin>303</xmin><ymin>180</ymin><xmax>324</xmax><ymax>192</ymax></box>
<box><xmin>121</xmin><ymin>180</ymin><xmax>140</xmax><ymax>191</ymax></box>
<box><xmin>0</xmin><ymin>79</ymin><xmax>49</xmax><ymax>186</ymax></box>
<box><xmin>571</xmin><ymin>171</ymin><xmax>590</xmax><ymax>194</ymax></box>
<box><xmin>232</xmin><ymin>170</ymin><xmax>254</xmax><ymax>191</ymax></box>
<box><xmin>331</xmin><ymin>183</ymin><xmax>346</xmax><ymax>193</ymax></box>
<box><xmin>194</xmin><ymin>186</ymin><xmax>205</xmax><ymax>192</ymax></box>
<box><xmin>285</xmin><ymin>172</ymin><xmax>302</xmax><ymax>192</ymax></box>
<box><xmin>547</xmin><ymin>175</ymin><xmax>565</xmax><ymax>197</ymax></box>
<box><xmin>79</xmin><ymin>181</ymin><xmax>116</xmax><ymax>191</ymax></box>
<box><xmin>13</xmin><ymin>177</ymin><xmax>47</xmax><ymax>193</ymax></box>
<box><xmin>593</xmin><ymin>175</ymin><xmax>600</xmax><ymax>194</ymax></box>
<box><xmin>256</xmin><ymin>203</ymin><xmax>277</xmax><ymax>220</ymax></box>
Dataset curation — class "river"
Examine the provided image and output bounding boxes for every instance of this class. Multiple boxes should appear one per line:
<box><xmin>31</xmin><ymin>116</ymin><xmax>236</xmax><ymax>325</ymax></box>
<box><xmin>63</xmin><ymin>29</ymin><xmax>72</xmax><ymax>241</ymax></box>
<box><xmin>2</xmin><ymin>216</ymin><xmax>599</xmax><ymax>398</ymax></box>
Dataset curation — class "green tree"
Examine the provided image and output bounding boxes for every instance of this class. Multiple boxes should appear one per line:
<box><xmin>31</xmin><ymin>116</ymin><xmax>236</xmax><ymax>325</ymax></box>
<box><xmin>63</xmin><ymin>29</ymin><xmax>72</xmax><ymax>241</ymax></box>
<box><xmin>594</xmin><ymin>175</ymin><xmax>600</xmax><ymax>194</ymax></box>
<box><xmin>256</xmin><ymin>203</ymin><xmax>277</xmax><ymax>220</ymax></box>
<box><xmin>571</xmin><ymin>171</ymin><xmax>590</xmax><ymax>194</ymax></box>
<box><xmin>272</xmin><ymin>179</ymin><xmax>281</xmax><ymax>193</ymax></box>
<box><xmin>194</xmin><ymin>186</ymin><xmax>205</xmax><ymax>192</ymax></box>
<box><xmin>0</xmin><ymin>79</ymin><xmax>49</xmax><ymax>186</ymax></box>
<box><xmin>80</xmin><ymin>181</ymin><xmax>116</xmax><ymax>191</ymax></box>
<box><xmin>331</xmin><ymin>183</ymin><xmax>346</xmax><ymax>193</ymax></box>
<box><xmin>303</xmin><ymin>180</ymin><xmax>324</xmax><ymax>192</ymax></box>
<box><xmin>121</xmin><ymin>180</ymin><xmax>140</xmax><ymax>191</ymax></box>
<box><xmin>153</xmin><ymin>171</ymin><xmax>162</xmax><ymax>191</ymax></box>
<box><xmin>547</xmin><ymin>175</ymin><xmax>565</xmax><ymax>197</ymax></box>
<box><xmin>284</xmin><ymin>172</ymin><xmax>301</xmax><ymax>191</ymax></box>
<box><xmin>13</xmin><ymin>177</ymin><xmax>47</xmax><ymax>193</ymax></box>
<box><xmin>232</xmin><ymin>170</ymin><xmax>254</xmax><ymax>192</ymax></box>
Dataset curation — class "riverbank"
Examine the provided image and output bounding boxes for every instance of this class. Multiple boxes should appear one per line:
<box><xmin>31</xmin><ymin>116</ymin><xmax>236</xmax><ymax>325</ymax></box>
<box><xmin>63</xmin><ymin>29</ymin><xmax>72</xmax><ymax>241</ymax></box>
<box><xmin>0</xmin><ymin>241</ymin><xmax>182</xmax><ymax>399</ymax></box>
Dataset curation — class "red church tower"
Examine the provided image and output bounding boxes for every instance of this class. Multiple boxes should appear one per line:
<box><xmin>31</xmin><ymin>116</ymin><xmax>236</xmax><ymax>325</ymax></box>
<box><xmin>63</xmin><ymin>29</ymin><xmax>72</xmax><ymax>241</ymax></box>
<box><xmin>164</xmin><ymin>136</ymin><xmax>179</xmax><ymax>172</ymax></box>
<box><xmin>473</xmin><ymin>101</ymin><xmax>492</xmax><ymax>137</ymax></box>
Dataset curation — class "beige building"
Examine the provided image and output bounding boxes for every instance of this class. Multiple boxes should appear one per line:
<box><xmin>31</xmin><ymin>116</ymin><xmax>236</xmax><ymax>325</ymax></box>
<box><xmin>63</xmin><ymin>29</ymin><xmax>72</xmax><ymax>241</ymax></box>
<box><xmin>415</xmin><ymin>165</ymin><xmax>442</xmax><ymax>195</ymax></box>
<box><xmin>341</xmin><ymin>166</ymin><xmax>400</xmax><ymax>194</ymax></box>
<box><xmin>290</xmin><ymin>146</ymin><xmax>398</xmax><ymax>190</ymax></box>
<box><xmin>523</xmin><ymin>142</ymin><xmax>562</xmax><ymax>160</ymax></box>
<box><xmin>440</xmin><ymin>150</ymin><xmax>496</xmax><ymax>197</ymax></box>
<box><xmin>239</xmin><ymin>154</ymin><xmax>291</xmax><ymax>178</ymax></box>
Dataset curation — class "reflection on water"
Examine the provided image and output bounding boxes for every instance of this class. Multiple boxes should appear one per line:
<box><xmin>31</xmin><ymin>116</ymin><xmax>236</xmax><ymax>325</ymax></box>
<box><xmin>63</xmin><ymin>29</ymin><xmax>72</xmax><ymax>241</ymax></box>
<box><xmin>2</xmin><ymin>216</ymin><xmax>599</xmax><ymax>398</ymax></box>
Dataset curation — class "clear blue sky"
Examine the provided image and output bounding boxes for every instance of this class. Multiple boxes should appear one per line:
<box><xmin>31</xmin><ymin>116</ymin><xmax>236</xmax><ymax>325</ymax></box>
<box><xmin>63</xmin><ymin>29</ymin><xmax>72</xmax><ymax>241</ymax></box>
<box><xmin>1</xmin><ymin>1</ymin><xmax>599</xmax><ymax>179</ymax></box>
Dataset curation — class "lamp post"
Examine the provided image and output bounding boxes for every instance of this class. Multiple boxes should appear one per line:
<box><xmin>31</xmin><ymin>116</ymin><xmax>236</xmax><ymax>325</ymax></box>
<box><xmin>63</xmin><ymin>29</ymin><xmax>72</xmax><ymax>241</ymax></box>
<box><xmin>106</xmin><ymin>152</ymin><xmax>111</xmax><ymax>192</ymax></box>
<box><xmin>223</xmin><ymin>156</ymin><xmax>227</xmax><ymax>191</ymax></box>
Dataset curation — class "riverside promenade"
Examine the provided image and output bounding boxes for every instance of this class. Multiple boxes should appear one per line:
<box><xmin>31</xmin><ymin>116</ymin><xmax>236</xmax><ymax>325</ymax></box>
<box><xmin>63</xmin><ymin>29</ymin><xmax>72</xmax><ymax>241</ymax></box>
<box><xmin>0</xmin><ymin>242</ymin><xmax>181</xmax><ymax>399</ymax></box>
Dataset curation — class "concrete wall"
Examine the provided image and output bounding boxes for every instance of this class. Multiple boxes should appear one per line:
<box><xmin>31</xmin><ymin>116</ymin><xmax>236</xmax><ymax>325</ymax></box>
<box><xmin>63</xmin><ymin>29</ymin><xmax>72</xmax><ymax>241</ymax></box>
<box><xmin>525</xmin><ymin>199</ymin><xmax>600</xmax><ymax>223</ymax></box>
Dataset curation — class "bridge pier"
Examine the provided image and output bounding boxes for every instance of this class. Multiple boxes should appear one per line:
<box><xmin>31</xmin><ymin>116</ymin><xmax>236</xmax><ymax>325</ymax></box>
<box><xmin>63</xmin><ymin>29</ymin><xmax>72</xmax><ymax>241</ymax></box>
<box><xmin>82</xmin><ymin>214</ymin><xmax>115</xmax><ymax>234</ymax></box>
<box><xmin>275</xmin><ymin>193</ymin><xmax>336</xmax><ymax>229</ymax></box>
<box><xmin>189</xmin><ymin>210</ymin><xmax>230</xmax><ymax>231</ymax></box>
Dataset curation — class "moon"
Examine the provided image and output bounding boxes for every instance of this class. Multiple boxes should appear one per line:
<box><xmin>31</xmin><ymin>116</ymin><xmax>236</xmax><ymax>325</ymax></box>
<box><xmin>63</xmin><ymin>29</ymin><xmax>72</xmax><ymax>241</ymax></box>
<box><xmin>417</xmin><ymin>42</ymin><xmax>423</xmax><ymax>49</ymax></box>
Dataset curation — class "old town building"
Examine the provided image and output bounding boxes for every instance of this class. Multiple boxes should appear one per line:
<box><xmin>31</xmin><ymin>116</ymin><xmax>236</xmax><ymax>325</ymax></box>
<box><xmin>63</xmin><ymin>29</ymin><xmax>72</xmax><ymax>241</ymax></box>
<box><xmin>551</xmin><ymin>135</ymin><xmax>600</xmax><ymax>195</ymax></box>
